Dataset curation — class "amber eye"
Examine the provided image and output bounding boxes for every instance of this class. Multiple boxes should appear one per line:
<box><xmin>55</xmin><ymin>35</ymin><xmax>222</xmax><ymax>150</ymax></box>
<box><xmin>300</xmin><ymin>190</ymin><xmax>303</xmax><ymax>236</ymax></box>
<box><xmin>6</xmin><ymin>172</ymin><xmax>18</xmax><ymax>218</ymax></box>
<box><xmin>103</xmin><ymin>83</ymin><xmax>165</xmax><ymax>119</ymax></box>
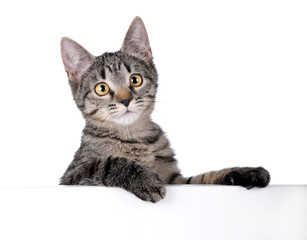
<box><xmin>129</xmin><ymin>74</ymin><xmax>143</xmax><ymax>87</ymax></box>
<box><xmin>95</xmin><ymin>82</ymin><xmax>110</xmax><ymax>96</ymax></box>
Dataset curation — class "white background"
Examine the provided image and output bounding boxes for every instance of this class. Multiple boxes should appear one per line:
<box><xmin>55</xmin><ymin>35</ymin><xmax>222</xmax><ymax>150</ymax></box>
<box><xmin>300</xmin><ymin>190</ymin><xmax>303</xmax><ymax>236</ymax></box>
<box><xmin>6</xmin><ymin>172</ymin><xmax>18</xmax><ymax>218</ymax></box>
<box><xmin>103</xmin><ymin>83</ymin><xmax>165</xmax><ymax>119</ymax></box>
<box><xmin>0</xmin><ymin>0</ymin><xmax>306</xmax><ymax>186</ymax></box>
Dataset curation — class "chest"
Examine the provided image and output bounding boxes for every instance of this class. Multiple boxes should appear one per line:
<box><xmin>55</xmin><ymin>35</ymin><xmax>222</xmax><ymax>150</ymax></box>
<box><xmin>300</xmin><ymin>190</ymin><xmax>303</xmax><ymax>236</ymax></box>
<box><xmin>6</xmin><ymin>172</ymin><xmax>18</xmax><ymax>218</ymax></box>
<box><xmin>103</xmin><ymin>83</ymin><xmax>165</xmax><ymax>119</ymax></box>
<box><xmin>97</xmin><ymin>138</ymin><xmax>156</xmax><ymax>166</ymax></box>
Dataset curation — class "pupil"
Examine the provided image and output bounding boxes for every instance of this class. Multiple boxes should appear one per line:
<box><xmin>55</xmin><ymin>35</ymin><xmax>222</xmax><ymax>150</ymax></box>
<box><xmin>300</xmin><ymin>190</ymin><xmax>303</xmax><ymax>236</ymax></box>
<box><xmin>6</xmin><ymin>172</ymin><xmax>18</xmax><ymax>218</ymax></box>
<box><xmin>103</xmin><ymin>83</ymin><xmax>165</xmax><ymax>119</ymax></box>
<box><xmin>100</xmin><ymin>85</ymin><xmax>106</xmax><ymax>92</ymax></box>
<box><xmin>132</xmin><ymin>77</ymin><xmax>138</xmax><ymax>84</ymax></box>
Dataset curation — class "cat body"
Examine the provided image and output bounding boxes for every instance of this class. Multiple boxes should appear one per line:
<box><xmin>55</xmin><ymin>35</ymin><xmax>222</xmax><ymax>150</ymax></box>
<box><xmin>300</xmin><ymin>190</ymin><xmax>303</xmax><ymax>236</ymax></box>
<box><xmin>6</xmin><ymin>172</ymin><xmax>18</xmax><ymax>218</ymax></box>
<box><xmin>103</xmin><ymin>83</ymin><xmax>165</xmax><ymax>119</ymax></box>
<box><xmin>60</xmin><ymin>17</ymin><xmax>270</xmax><ymax>202</ymax></box>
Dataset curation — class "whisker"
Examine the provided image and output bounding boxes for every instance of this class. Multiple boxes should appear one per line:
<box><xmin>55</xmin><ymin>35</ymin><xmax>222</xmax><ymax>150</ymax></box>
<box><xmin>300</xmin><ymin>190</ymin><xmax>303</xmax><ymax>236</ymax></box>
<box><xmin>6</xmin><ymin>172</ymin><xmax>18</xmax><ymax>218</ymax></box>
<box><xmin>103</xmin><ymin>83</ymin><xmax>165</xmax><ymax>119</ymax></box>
<box><xmin>136</xmin><ymin>100</ymin><xmax>161</xmax><ymax>104</ymax></box>
<box><xmin>110</xmin><ymin>110</ymin><xmax>119</xmax><ymax>115</ymax></box>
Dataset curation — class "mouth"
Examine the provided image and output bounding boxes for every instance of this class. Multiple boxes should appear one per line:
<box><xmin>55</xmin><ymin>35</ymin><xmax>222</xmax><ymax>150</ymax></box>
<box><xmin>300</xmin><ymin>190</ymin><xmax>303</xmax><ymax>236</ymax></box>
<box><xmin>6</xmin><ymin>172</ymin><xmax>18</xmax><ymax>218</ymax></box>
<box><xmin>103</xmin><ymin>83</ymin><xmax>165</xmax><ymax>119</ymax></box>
<box><xmin>111</xmin><ymin>108</ymin><xmax>140</xmax><ymax>126</ymax></box>
<box><xmin>124</xmin><ymin>109</ymin><xmax>135</xmax><ymax>115</ymax></box>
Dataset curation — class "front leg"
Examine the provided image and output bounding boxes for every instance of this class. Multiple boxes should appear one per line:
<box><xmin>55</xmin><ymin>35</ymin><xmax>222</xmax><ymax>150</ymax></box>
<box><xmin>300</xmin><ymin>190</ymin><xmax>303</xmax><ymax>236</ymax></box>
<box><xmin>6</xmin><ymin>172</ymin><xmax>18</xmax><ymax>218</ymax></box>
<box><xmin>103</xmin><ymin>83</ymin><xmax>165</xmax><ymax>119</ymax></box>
<box><xmin>101</xmin><ymin>157</ymin><xmax>166</xmax><ymax>202</ymax></box>
<box><xmin>62</xmin><ymin>156</ymin><xmax>166</xmax><ymax>203</ymax></box>
<box><xmin>169</xmin><ymin>167</ymin><xmax>270</xmax><ymax>189</ymax></box>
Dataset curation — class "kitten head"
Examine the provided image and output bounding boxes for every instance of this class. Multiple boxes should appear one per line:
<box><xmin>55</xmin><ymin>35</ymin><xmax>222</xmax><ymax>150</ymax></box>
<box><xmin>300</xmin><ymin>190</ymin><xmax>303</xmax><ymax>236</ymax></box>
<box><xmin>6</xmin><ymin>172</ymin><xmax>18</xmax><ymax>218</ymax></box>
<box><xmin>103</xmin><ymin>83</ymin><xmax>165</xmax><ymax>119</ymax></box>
<box><xmin>60</xmin><ymin>17</ymin><xmax>158</xmax><ymax>126</ymax></box>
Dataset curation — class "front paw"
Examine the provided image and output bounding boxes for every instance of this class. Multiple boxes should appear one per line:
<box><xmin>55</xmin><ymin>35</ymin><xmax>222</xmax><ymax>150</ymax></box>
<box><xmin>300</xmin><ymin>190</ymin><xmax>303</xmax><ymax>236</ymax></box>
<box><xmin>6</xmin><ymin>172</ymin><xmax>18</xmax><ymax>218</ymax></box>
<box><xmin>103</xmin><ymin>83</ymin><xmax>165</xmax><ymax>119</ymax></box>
<box><xmin>225</xmin><ymin>167</ymin><xmax>270</xmax><ymax>189</ymax></box>
<box><xmin>132</xmin><ymin>173</ymin><xmax>166</xmax><ymax>203</ymax></box>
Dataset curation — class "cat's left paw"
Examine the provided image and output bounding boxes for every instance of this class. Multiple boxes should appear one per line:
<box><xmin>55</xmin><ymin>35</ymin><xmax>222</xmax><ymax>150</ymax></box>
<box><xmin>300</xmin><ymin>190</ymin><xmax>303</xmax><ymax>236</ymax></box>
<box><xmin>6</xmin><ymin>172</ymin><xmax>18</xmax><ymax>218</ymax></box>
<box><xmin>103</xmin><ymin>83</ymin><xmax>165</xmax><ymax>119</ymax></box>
<box><xmin>225</xmin><ymin>167</ymin><xmax>270</xmax><ymax>189</ymax></box>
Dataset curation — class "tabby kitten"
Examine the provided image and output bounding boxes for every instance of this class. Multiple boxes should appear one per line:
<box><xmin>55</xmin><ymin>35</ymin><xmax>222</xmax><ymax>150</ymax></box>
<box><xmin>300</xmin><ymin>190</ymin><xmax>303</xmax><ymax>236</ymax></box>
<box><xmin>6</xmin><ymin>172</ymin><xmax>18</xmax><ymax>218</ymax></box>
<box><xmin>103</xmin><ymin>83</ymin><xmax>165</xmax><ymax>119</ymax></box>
<box><xmin>60</xmin><ymin>17</ymin><xmax>270</xmax><ymax>202</ymax></box>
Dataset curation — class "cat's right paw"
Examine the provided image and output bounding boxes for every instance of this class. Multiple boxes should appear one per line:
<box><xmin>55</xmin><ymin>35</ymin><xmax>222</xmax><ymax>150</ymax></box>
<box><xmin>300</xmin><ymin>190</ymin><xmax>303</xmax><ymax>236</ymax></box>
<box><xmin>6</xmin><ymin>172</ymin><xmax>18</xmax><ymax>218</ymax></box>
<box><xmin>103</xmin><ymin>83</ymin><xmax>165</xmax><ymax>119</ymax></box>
<box><xmin>132</xmin><ymin>173</ymin><xmax>166</xmax><ymax>203</ymax></box>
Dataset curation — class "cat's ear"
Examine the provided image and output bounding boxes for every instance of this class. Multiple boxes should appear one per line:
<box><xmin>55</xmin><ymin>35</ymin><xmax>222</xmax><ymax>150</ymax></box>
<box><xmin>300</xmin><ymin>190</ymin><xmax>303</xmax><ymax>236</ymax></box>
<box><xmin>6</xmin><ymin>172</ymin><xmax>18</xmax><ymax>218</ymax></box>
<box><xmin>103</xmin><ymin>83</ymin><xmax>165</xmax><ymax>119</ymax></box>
<box><xmin>120</xmin><ymin>16</ymin><xmax>152</xmax><ymax>62</ymax></box>
<box><xmin>60</xmin><ymin>37</ymin><xmax>95</xmax><ymax>83</ymax></box>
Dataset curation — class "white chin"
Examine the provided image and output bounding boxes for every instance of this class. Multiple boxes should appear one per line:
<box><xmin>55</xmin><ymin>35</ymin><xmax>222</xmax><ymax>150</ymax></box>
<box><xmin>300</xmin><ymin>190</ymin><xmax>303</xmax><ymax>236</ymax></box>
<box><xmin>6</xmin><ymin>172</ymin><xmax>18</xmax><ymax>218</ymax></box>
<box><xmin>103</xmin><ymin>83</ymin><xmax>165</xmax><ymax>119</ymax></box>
<box><xmin>111</xmin><ymin>111</ymin><xmax>140</xmax><ymax>126</ymax></box>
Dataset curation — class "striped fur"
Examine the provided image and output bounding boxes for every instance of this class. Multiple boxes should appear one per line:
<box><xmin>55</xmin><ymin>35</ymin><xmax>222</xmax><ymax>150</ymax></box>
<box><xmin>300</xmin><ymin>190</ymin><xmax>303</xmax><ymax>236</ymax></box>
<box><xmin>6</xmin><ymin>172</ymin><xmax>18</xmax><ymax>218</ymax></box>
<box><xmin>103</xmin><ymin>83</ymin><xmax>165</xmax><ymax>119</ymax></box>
<box><xmin>60</xmin><ymin>17</ymin><xmax>270</xmax><ymax>202</ymax></box>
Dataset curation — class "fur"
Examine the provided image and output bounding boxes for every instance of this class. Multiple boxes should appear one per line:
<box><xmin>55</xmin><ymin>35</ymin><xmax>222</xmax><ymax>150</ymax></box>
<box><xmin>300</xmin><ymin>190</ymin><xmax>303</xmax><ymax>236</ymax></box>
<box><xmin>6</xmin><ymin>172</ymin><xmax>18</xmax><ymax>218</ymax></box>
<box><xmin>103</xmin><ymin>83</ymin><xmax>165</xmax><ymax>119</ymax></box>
<box><xmin>60</xmin><ymin>17</ymin><xmax>270</xmax><ymax>202</ymax></box>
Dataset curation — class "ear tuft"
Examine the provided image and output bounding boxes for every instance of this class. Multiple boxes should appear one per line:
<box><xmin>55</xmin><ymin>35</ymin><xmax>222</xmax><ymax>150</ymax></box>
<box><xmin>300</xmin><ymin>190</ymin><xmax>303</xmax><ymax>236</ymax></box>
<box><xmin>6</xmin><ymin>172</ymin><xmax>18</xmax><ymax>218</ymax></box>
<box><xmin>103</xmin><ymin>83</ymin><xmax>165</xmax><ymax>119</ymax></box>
<box><xmin>120</xmin><ymin>17</ymin><xmax>152</xmax><ymax>62</ymax></box>
<box><xmin>60</xmin><ymin>37</ymin><xmax>95</xmax><ymax>82</ymax></box>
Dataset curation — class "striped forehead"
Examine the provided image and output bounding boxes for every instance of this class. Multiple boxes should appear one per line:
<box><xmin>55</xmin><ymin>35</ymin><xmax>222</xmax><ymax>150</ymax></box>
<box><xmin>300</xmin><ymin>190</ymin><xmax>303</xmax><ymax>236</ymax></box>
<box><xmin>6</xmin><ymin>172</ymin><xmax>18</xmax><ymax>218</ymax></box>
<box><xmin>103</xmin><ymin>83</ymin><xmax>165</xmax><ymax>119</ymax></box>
<box><xmin>100</xmin><ymin>52</ymin><xmax>131</xmax><ymax>81</ymax></box>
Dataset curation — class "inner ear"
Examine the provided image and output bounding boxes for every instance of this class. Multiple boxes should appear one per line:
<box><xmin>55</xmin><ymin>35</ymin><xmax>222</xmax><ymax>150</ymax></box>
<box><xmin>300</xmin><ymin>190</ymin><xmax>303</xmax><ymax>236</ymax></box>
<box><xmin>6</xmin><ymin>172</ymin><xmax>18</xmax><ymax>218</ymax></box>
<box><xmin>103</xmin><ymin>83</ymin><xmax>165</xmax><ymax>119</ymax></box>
<box><xmin>120</xmin><ymin>17</ymin><xmax>152</xmax><ymax>62</ymax></box>
<box><xmin>61</xmin><ymin>37</ymin><xmax>95</xmax><ymax>82</ymax></box>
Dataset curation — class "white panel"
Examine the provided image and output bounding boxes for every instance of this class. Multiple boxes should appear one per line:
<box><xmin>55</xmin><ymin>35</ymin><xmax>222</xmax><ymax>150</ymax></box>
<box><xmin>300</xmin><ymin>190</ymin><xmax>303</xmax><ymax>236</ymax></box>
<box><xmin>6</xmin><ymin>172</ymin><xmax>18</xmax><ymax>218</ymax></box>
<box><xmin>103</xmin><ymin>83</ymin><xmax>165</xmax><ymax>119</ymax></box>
<box><xmin>0</xmin><ymin>185</ymin><xmax>306</xmax><ymax>240</ymax></box>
